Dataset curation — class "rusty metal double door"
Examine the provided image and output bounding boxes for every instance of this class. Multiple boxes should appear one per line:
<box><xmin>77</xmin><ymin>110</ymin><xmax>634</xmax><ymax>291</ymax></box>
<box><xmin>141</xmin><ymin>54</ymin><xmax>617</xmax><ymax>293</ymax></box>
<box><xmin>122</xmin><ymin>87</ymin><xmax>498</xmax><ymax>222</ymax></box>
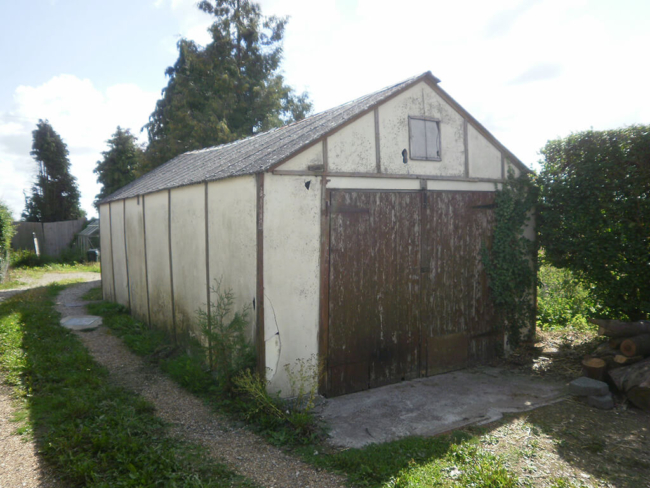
<box><xmin>327</xmin><ymin>190</ymin><xmax>496</xmax><ymax>397</ymax></box>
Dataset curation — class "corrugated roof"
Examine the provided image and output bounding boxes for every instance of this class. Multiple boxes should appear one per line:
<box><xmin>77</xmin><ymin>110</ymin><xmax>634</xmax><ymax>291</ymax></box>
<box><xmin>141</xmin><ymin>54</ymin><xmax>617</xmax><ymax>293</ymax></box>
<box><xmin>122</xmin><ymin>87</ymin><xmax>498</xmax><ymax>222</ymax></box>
<box><xmin>101</xmin><ymin>71</ymin><xmax>527</xmax><ymax>203</ymax></box>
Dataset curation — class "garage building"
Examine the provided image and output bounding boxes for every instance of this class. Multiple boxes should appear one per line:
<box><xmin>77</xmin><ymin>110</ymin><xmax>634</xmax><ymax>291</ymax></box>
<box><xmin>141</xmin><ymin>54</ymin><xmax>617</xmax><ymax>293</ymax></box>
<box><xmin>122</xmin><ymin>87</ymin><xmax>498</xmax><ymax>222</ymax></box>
<box><xmin>99</xmin><ymin>71</ymin><xmax>532</xmax><ymax>397</ymax></box>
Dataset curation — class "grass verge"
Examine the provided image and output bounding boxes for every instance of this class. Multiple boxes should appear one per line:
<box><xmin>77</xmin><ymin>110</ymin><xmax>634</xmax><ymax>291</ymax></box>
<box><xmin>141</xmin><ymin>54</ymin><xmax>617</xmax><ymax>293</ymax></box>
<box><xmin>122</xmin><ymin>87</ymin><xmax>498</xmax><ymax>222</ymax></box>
<box><xmin>87</xmin><ymin>298</ymin><xmax>649</xmax><ymax>487</ymax></box>
<box><xmin>300</xmin><ymin>433</ymin><xmax>523</xmax><ymax>488</ymax></box>
<box><xmin>0</xmin><ymin>262</ymin><xmax>100</xmax><ymax>290</ymax></box>
<box><xmin>81</xmin><ymin>285</ymin><xmax>103</xmax><ymax>301</ymax></box>
<box><xmin>0</xmin><ymin>285</ymin><xmax>254</xmax><ymax>487</ymax></box>
<box><xmin>87</xmin><ymin>301</ymin><xmax>549</xmax><ymax>487</ymax></box>
<box><xmin>87</xmin><ymin>300</ymin><xmax>322</xmax><ymax>446</ymax></box>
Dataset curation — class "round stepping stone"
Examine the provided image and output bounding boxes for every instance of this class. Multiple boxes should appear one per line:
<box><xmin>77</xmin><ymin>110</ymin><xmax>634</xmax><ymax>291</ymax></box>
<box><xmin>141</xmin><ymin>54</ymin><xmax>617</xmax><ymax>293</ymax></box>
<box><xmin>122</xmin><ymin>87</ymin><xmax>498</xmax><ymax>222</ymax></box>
<box><xmin>60</xmin><ymin>315</ymin><xmax>102</xmax><ymax>331</ymax></box>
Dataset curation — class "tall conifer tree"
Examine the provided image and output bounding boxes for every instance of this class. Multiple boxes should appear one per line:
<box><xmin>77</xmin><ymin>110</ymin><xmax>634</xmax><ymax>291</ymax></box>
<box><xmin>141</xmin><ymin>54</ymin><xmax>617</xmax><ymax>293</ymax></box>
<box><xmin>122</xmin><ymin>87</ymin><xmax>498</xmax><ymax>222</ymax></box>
<box><xmin>23</xmin><ymin>120</ymin><xmax>83</xmax><ymax>222</ymax></box>
<box><xmin>94</xmin><ymin>127</ymin><xmax>141</xmax><ymax>208</ymax></box>
<box><xmin>143</xmin><ymin>0</ymin><xmax>311</xmax><ymax>171</ymax></box>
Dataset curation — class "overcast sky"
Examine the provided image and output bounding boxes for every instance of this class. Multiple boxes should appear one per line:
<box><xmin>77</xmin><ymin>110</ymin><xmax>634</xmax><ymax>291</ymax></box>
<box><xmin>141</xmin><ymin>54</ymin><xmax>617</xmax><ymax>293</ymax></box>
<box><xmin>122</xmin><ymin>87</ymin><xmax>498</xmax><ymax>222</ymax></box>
<box><xmin>1</xmin><ymin>0</ymin><xmax>648</xmax><ymax>219</ymax></box>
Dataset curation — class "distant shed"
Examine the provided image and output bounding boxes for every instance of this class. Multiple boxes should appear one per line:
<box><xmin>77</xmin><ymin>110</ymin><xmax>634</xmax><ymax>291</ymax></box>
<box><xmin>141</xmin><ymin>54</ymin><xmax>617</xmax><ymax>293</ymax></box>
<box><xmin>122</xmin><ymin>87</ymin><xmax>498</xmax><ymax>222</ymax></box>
<box><xmin>99</xmin><ymin>72</ymin><xmax>533</xmax><ymax>397</ymax></box>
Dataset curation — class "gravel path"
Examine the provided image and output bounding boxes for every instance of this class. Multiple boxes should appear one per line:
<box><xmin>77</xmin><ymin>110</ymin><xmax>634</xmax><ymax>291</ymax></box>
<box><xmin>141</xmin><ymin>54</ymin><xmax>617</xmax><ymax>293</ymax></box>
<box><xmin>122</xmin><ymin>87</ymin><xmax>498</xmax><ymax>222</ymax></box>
<box><xmin>58</xmin><ymin>282</ymin><xmax>347</xmax><ymax>488</ymax></box>
<box><xmin>0</xmin><ymin>385</ymin><xmax>64</xmax><ymax>488</ymax></box>
<box><xmin>0</xmin><ymin>271</ymin><xmax>99</xmax><ymax>303</ymax></box>
<box><xmin>0</xmin><ymin>272</ymin><xmax>99</xmax><ymax>488</ymax></box>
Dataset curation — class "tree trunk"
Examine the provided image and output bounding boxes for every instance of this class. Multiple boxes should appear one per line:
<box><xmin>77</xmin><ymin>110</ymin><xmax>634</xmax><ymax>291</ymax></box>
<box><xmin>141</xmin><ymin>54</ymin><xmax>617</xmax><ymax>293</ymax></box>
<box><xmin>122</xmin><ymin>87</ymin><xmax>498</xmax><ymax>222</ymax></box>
<box><xmin>582</xmin><ymin>357</ymin><xmax>606</xmax><ymax>381</ymax></box>
<box><xmin>608</xmin><ymin>358</ymin><xmax>650</xmax><ymax>411</ymax></box>
<box><xmin>620</xmin><ymin>334</ymin><xmax>650</xmax><ymax>357</ymax></box>
<box><xmin>590</xmin><ymin>319</ymin><xmax>650</xmax><ymax>338</ymax></box>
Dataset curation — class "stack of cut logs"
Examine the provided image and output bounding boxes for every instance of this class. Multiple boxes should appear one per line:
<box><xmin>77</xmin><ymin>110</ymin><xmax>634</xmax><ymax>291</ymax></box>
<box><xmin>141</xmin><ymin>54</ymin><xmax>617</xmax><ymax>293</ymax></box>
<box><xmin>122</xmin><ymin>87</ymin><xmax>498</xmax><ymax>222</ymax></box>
<box><xmin>585</xmin><ymin>319</ymin><xmax>650</xmax><ymax>411</ymax></box>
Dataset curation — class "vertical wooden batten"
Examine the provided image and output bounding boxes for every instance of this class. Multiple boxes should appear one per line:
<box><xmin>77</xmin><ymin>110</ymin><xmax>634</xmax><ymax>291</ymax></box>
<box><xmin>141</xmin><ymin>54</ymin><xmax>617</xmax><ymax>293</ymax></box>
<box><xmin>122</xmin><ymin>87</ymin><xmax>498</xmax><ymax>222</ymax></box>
<box><xmin>318</xmin><ymin>139</ymin><xmax>331</xmax><ymax>394</ymax></box>
<box><xmin>204</xmin><ymin>182</ymin><xmax>211</xmax><ymax>332</ymax></box>
<box><xmin>122</xmin><ymin>199</ymin><xmax>131</xmax><ymax>310</ymax></box>
<box><xmin>374</xmin><ymin>108</ymin><xmax>381</xmax><ymax>173</ymax></box>
<box><xmin>501</xmin><ymin>153</ymin><xmax>506</xmax><ymax>180</ymax></box>
<box><xmin>463</xmin><ymin>119</ymin><xmax>469</xmax><ymax>178</ymax></box>
<box><xmin>142</xmin><ymin>195</ymin><xmax>152</xmax><ymax>327</ymax></box>
<box><xmin>418</xmin><ymin>189</ymin><xmax>427</xmax><ymax>378</ymax></box>
<box><xmin>255</xmin><ymin>173</ymin><xmax>266</xmax><ymax>376</ymax></box>
<box><xmin>109</xmin><ymin>203</ymin><xmax>116</xmax><ymax>301</ymax></box>
<box><xmin>167</xmin><ymin>189</ymin><xmax>177</xmax><ymax>343</ymax></box>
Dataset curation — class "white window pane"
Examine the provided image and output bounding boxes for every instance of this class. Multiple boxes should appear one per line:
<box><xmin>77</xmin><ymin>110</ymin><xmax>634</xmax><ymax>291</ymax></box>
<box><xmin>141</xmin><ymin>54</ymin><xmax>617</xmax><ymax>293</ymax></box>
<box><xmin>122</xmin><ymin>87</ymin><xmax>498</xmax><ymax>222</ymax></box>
<box><xmin>425</xmin><ymin>120</ymin><xmax>440</xmax><ymax>159</ymax></box>
<box><xmin>409</xmin><ymin>118</ymin><xmax>427</xmax><ymax>159</ymax></box>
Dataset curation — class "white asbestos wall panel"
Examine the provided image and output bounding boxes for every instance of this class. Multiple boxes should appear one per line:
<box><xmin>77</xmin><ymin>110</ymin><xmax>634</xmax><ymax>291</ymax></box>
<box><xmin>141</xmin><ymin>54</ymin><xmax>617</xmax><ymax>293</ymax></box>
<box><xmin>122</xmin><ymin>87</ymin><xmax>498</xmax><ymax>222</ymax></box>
<box><xmin>327</xmin><ymin>177</ymin><xmax>496</xmax><ymax>192</ymax></box>
<box><xmin>263</xmin><ymin>174</ymin><xmax>321</xmax><ymax>395</ymax></box>
<box><xmin>328</xmin><ymin>111</ymin><xmax>376</xmax><ymax>173</ymax></box>
<box><xmin>110</xmin><ymin>200</ymin><xmax>129</xmax><ymax>307</ymax></box>
<box><xmin>170</xmin><ymin>184</ymin><xmax>207</xmax><ymax>338</ymax></box>
<box><xmin>207</xmin><ymin>176</ymin><xmax>257</xmax><ymax>339</ymax></box>
<box><xmin>124</xmin><ymin>197</ymin><xmax>148</xmax><ymax>324</ymax></box>
<box><xmin>327</xmin><ymin>177</ymin><xmax>420</xmax><ymax>190</ymax></box>
<box><xmin>506</xmin><ymin>158</ymin><xmax>522</xmax><ymax>178</ymax></box>
<box><xmin>99</xmin><ymin>203</ymin><xmax>114</xmax><ymax>302</ymax></box>
<box><xmin>426</xmin><ymin>180</ymin><xmax>499</xmax><ymax>192</ymax></box>
<box><xmin>144</xmin><ymin>191</ymin><xmax>174</xmax><ymax>334</ymax></box>
<box><xmin>278</xmin><ymin>142</ymin><xmax>323</xmax><ymax>171</ymax></box>
<box><xmin>378</xmin><ymin>82</ymin><xmax>465</xmax><ymax>177</ymax></box>
<box><xmin>468</xmin><ymin>124</ymin><xmax>503</xmax><ymax>179</ymax></box>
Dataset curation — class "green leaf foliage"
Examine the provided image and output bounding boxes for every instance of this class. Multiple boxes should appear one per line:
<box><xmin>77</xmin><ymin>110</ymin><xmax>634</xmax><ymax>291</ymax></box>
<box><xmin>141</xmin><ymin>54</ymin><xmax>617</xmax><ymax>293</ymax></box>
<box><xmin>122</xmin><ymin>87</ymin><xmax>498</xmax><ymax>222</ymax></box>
<box><xmin>93</xmin><ymin>127</ymin><xmax>142</xmax><ymax>208</ymax></box>
<box><xmin>537</xmin><ymin>126</ymin><xmax>650</xmax><ymax>320</ymax></box>
<box><xmin>482</xmin><ymin>170</ymin><xmax>537</xmax><ymax>347</ymax></box>
<box><xmin>22</xmin><ymin>120</ymin><xmax>84</xmax><ymax>222</ymax></box>
<box><xmin>197</xmin><ymin>280</ymin><xmax>255</xmax><ymax>394</ymax></box>
<box><xmin>142</xmin><ymin>0</ymin><xmax>312</xmax><ymax>172</ymax></box>
<box><xmin>0</xmin><ymin>200</ymin><xmax>15</xmax><ymax>282</ymax></box>
<box><xmin>537</xmin><ymin>257</ymin><xmax>598</xmax><ymax>330</ymax></box>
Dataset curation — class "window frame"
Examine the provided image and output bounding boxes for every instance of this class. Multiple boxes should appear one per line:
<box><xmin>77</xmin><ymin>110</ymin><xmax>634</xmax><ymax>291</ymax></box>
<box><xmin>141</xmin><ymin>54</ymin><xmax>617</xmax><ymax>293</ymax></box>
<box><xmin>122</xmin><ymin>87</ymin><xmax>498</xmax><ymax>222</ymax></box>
<box><xmin>408</xmin><ymin>116</ymin><xmax>442</xmax><ymax>162</ymax></box>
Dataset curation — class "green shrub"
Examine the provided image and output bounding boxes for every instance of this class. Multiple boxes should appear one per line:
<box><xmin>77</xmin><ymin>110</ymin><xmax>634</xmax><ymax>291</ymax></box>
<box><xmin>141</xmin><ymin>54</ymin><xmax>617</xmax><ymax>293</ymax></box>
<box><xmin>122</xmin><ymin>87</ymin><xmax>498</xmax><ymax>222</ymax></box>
<box><xmin>197</xmin><ymin>280</ymin><xmax>255</xmax><ymax>393</ymax></box>
<box><xmin>0</xmin><ymin>200</ymin><xmax>15</xmax><ymax>282</ymax></box>
<box><xmin>537</xmin><ymin>257</ymin><xmax>598</xmax><ymax>330</ymax></box>
<box><xmin>10</xmin><ymin>246</ymin><xmax>87</xmax><ymax>268</ymax></box>
<box><xmin>538</xmin><ymin>126</ymin><xmax>650</xmax><ymax>320</ymax></box>
<box><xmin>481</xmin><ymin>170</ymin><xmax>537</xmax><ymax>347</ymax></box>
<box><xmin>233</xmin><ymin>367</ymin><xmax>322</xmax><ymax>444</ymax></box>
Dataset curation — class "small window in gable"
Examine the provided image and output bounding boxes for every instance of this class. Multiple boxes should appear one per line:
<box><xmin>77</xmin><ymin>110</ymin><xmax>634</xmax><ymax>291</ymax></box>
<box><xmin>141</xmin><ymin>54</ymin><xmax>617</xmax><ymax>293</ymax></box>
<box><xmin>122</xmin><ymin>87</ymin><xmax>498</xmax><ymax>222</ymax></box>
<box><xmin>408</xmin><ymin>116</ymin><xmax>441</xmax><ymax>161</ymax></box>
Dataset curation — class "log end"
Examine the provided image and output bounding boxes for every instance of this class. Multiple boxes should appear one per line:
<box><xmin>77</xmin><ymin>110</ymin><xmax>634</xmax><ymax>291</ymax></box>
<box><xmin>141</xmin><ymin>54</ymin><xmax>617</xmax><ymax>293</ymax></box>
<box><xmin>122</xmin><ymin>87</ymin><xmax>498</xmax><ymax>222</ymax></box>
<box><xmin>620</xmin><ymin>339</ymin><xmax>637</xmax><ymax>357</ymax></box>
<box><xmin>582</xmin><ymin>357</ymin><xmax>607</xmax><ymax>381</ymax></box>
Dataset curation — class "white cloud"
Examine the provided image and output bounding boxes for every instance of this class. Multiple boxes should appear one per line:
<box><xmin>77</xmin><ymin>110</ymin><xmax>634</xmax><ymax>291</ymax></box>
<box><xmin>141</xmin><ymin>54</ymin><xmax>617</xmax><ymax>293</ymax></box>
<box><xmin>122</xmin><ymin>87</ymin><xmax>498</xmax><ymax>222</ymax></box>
<box><xmin>259</xmin><ymin>0</ymin><xmax>650</xmax><ymax>169</ymax></box>
<box><xmin>0</xmin><ymin>75</ymin><xmax>158</xmax><ymax>219</ymax></box>
<box><xmin>156</xmin><ymin>0</ymin><xmax>214</xmax><ymax>54</ymax></box>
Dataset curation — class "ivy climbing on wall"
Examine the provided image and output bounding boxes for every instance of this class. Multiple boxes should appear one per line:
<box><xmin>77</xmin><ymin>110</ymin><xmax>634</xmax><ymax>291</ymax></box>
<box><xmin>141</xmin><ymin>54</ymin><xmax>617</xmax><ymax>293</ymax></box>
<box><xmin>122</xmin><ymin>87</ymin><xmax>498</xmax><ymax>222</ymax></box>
<box><xmin>482</xmin><ymin>169</ymin><xmax>538</xmax><ymax>348</ymax></box>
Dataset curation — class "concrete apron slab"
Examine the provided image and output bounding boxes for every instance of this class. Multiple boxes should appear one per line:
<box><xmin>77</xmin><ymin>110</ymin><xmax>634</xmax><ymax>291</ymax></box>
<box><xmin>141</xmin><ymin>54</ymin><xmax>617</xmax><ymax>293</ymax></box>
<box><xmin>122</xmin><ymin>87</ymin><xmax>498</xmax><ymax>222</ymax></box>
<box><xmin>60</xmin><ymin>315</ymin><xmax>102</xmax><ymax>331</ymax></box>
<box><xmin>319</xmin><ymin>367</ymin><xmax>568</xmax><ymax>449</ymax></box>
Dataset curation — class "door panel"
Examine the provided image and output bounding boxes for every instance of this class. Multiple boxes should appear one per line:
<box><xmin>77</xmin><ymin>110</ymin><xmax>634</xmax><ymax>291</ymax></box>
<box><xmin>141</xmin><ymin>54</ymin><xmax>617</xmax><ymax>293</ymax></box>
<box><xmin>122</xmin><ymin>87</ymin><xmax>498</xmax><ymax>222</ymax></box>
<box><xmin>326</xmin><ymin>190</ymin><xmax>497</xmax><ymax>396</ymax></box>
<box><xmin>328</xmin><ymin>191</ymin><xmax>421</xmax><ymax>395</ymax></box>
<box><xmin>421</xmin><ymin>192</ymin><xmax>497</xmax><ymax>375</ymax></box>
